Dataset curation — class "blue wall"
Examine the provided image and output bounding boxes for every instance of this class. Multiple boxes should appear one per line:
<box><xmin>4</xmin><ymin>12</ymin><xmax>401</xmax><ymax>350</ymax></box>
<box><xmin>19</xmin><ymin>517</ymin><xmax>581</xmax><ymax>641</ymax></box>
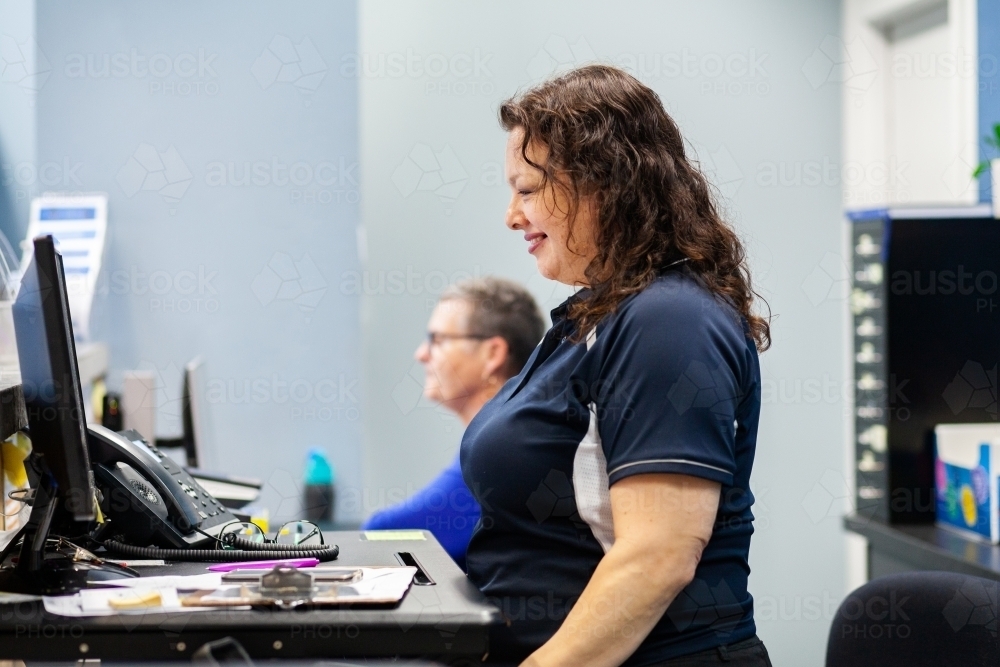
<box><xmin>34</xmin><ymin>0</ymin><xmax>363</xmax><ymax>522</ymax></box>
<box><xmin>0</xmin><ymin>0</ymin><xmax>37</xmax><ymax>261</ymax></box>
<box><xmin>980</xmin><ymin>0</ymin><xmax>1000</xmax><ymax>201</ymax></box>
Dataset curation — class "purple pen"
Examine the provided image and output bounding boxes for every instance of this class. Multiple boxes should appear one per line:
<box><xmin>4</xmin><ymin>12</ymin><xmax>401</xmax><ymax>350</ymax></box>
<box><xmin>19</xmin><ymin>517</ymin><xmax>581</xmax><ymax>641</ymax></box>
<box><xmin>207</xmin><ymin>557</ymin><xmax>320</xmax><ymax>572</ymax></box>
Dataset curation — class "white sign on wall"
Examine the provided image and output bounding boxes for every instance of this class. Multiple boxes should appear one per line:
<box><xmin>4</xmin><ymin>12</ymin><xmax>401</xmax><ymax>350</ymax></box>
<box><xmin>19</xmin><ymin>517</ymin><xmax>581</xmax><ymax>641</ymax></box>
<box><xmin>23</xmin><ymin>193</ymin><xmax>108</xmax><ymax>341</ymax></box>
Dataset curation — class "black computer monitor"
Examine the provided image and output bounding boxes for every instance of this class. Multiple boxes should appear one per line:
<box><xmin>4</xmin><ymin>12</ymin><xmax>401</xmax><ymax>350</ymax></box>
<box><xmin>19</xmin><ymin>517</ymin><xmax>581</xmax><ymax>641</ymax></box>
<box><xmin>12</xmin><ymin>235</ymin><xmax>95</xmax><ymax>522</ymax></box>
<box><xmin>154</xmin><ymin>357</ymin><xmax>208</xmax><ymax>468</ymax></box>
<box><xmin>0</xmin><ymin>235</ymin><xmax>103</xmax><ymax>594</ymax></box>
<box><xmin>181</xmin><ymin>356</ymin><xmax>209</xmax><ymax>468</ymax></box>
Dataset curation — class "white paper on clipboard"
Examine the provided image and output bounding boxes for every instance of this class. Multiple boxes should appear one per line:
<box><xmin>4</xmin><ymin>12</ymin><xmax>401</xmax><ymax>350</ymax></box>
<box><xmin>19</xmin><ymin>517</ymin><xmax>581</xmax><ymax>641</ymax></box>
<box><xmin>22</xmin><ymin>193</ymin><xmax>108</xmax><ymax>341</ymax></box>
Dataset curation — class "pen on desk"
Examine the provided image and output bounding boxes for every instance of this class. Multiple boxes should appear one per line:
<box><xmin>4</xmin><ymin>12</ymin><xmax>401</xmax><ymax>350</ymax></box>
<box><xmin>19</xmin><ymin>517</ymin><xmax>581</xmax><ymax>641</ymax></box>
<box><xmin>206</xmin><ymin>557</ymin><xmax>320</xmax><ymax>572</ymax></box>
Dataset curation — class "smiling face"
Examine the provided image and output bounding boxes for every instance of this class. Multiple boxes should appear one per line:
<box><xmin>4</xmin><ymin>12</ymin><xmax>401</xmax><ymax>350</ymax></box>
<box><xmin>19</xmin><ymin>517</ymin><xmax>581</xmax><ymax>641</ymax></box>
<box><xmin>504</xmin><ymin>128</ymin><xmax>598</xmax><ymax>286</ymax></box>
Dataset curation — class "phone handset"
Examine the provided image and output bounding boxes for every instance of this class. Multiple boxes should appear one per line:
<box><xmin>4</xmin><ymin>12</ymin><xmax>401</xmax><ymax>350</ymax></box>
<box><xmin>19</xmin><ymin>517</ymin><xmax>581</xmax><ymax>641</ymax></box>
<box><xmin>87</xmin><ymin>425</ymin><xmax>203</xmax><ymax>544</ymax></box>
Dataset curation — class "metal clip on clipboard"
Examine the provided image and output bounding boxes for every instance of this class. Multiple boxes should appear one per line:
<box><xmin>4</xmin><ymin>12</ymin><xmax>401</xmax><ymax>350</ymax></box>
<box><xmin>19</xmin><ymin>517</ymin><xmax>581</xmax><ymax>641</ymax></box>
<box><xmin>221</xmin><ymin>566</ymin><xmax>362</xmax><ymax>584</ymax></box>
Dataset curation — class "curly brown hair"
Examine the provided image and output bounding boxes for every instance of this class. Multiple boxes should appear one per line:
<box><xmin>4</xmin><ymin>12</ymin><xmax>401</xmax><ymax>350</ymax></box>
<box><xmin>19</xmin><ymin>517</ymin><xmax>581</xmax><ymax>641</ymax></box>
<box><xmin>499</xmin><ymin>65</ymin><xmax>770</xmax><ymax>351</ymax></box>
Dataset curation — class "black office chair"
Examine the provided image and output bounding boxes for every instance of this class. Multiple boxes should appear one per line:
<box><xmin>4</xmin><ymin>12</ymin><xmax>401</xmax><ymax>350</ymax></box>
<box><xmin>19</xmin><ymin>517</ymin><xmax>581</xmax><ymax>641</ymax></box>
<box><xmin>825</xmin><ymin>571</ymin><xmax>998</xmax><ymax>666</ymax></box>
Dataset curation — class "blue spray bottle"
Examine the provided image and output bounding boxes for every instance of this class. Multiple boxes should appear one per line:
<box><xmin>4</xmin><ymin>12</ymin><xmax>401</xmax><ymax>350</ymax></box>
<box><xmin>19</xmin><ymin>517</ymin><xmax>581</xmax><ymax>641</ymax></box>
<box><xmin>303</xmin><ymin>447</ymin><xmax>335</xmax><ymax>523</ymax></box>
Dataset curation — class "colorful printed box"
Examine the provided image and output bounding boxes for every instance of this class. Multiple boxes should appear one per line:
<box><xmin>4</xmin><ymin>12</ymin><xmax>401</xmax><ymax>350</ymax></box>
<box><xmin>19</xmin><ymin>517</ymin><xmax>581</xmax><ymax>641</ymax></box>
<box><xmin>935</xmin><ymin>423</ymin><xmax>1000</xmax><ymax>543</ymax></box>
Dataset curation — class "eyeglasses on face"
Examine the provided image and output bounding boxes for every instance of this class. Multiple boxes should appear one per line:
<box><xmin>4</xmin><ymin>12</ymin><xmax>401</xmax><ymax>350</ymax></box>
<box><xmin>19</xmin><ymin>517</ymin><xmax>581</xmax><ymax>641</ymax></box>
<box><xmin>425</xmin><ymin>331</ymin><xmax>491</xmax><ymax>348</ymax></box>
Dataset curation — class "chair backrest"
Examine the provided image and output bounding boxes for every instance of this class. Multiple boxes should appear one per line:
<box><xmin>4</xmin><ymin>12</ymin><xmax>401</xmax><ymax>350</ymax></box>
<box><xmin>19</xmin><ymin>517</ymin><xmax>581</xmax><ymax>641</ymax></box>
<box><xmin>826</xmin><ymin>571</ymin><xmax>998</xmax><ymax>667</ymax></box>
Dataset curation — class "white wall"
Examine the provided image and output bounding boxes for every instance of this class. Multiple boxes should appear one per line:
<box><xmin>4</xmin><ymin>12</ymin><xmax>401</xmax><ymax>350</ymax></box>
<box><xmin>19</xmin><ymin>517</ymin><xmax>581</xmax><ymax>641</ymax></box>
<box><xmin>32</xmin><ymin>0</ymin><xmax>364</xmax><ymax>523</ymax></box>
<box><xmin>842</xmin><ymin>0</ymin><xmax>979</xmax><ymax>207</ymax></box>
<box><xmin>0</xmin><ymin>0</ymin><xmax>38</xmax><ymax>256</ymax></box>
<box><xmin>359</xmin><ymin>1</ymin><xmax>846</xmax><ymax>664</ymax></box>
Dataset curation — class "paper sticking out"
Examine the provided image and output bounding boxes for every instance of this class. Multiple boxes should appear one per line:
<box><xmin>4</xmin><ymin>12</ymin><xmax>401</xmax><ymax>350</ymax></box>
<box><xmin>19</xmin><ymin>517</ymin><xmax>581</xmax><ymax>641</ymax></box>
<box><xmin>88</xmin><ymin>572</ymin><xmax>223</xmax><ymax>590</ymax></box>
<box><xmin>44</xmin><ymin>587</ymin><xmax>192</xmax><ymax>617</ymax></box>
<box><xmin>362</xmin><ymin>530</ymin><xmax>426</xmax><ymax>541</ymax></box>
<box><xmin>44</xmin><ymin>572</ymin><xmax>224</xmax><ymax>617</ymax></box>
<box><xmin>22</xmin><ymin>193</ymin><xmax>108</xmax><ymax>342</ymax></box>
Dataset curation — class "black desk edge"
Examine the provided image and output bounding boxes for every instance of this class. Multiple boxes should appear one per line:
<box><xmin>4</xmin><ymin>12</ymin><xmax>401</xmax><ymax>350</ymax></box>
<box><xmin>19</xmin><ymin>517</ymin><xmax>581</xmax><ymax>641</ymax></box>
<box><xmin>843</xmin><ymin>514</ymin><xmax>1000</xmax><ymax>582</ymax></box>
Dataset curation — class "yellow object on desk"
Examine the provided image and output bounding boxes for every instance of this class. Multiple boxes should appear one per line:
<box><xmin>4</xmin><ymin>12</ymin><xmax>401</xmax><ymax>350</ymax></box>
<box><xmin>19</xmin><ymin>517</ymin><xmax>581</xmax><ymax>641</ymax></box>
<box><xmin>107</xmin><ymin>590</ymin><xmax>163</xmax><ymax>610</ymax></box>
<box><xmin>1</xmin><ymin>433</ymin><xmax>31</xmax><ymax>532</ymax></box>
<box><xmin>2</xmin><ymin>432</ymin><xmax>30</xmax><ymax>488</ymax></box>
<box><xmin>250</xmin><ymin>508</ymin><xmax>270</xmax><ymax>533</ymax></box>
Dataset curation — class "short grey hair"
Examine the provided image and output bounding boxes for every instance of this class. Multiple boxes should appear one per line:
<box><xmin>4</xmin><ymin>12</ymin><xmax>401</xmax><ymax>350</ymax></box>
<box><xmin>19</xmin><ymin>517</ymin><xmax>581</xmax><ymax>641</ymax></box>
<box><xmin>440</xmin><ymin>277</ymin><xmax>546</xmax><ymax>379</ymax></box>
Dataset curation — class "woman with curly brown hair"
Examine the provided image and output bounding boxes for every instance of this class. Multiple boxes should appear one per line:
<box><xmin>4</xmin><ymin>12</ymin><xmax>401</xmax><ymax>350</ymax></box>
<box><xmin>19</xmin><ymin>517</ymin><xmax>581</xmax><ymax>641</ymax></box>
<box><xmin>460</xmin><ymin>65</ymin><xmax>772</xmax><ymax>666</ymax></box>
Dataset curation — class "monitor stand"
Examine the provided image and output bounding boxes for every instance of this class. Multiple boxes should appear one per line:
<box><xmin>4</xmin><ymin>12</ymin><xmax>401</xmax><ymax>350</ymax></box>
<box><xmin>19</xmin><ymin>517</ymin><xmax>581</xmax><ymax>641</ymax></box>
<box><xmin>0</xmin><ymin>455</ymin><xmax>130</xmax><ymax>595</ymax></box>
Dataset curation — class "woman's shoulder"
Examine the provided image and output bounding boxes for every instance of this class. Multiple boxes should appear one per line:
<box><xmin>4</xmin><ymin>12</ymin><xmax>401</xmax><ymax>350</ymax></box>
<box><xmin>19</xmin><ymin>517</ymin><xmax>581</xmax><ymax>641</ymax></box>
<box><xmin>612</xmin><ymin>271</ymin><xmax>743</xmax><ymax>333</ymax></box>
<box><xmin>591</xmin><ymin>273</ymin><xmax>756</xmax><ymax>382</ymax></box>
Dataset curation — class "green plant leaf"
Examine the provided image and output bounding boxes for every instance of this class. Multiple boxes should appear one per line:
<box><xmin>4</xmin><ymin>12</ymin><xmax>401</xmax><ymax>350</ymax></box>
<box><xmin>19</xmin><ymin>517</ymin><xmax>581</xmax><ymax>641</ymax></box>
<box><xmin>972</xmin><ymin>161</ymin><xmax>990</xmax><ymax>178</ymax></box>
<box><xmin>994</xmin><ymin>122</ymin><xmax>1000</xmax><ymax>148</ymax></box>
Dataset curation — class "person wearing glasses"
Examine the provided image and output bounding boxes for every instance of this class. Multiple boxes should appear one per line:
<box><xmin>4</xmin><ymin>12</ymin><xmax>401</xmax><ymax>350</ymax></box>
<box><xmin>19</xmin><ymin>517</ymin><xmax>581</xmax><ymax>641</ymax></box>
<box><xmin>362</xmin><ymin>277</ymin><xmax>545</xmax><ymax>570</ymax></box>
<box><xmin>461</xmin><ymin>66</ymin><xmax>772</xmax><ymax>666</ymax></box>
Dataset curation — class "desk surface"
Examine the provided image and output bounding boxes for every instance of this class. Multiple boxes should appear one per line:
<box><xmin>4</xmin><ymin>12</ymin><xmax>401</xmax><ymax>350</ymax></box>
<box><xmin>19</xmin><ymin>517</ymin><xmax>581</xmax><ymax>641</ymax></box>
<box><xmin>844</xmin><ymin>515</ymin><xmax>1000</xmax><ymax>581</ymax></box>
<box><xmin>0</xmin><ymin>530</ymin><xmax>501</xmax><ymax>663</ymax></box>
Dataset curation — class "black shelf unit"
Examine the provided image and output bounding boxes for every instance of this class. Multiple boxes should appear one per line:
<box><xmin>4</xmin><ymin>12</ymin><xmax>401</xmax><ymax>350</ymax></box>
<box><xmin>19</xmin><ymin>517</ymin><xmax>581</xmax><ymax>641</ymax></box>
<box><xmin>848</xmin><ymin>204</ymin><xmax>1000</xmax><ymax>525</ymax></box>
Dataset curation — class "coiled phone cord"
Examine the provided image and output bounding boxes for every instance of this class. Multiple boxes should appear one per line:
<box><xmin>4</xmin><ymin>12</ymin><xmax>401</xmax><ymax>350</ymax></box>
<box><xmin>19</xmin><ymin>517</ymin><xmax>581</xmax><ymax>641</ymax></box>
<box><xmin>222</xmin><ymin>534</ymin><xmax>332</xmax><ymax>552</ymax></box>
<box><xmin>101</xmin><ymin>538</ymin><xmax>340</xmax><ymax>562</ymax></box>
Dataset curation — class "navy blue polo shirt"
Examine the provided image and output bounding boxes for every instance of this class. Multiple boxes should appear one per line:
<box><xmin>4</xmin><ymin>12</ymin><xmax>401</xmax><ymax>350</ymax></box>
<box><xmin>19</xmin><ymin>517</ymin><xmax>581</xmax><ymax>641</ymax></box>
<box><xmin>460</xmin><ymin>271</ymin><xmax>761</xmax><ymax>666</ymax></box>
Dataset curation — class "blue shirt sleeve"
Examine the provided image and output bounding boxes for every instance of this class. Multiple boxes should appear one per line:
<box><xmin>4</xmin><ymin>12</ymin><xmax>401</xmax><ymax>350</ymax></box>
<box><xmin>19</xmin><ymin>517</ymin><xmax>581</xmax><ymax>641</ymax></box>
<box><xmin>361</xmin><ymin>454</ymin><xmax>480</xmax><ymax>569</ymax></box>
<box><xmin>591</xmin><ymin>280</ymin><xmax>752</xmax><ymax>487</ymax></box>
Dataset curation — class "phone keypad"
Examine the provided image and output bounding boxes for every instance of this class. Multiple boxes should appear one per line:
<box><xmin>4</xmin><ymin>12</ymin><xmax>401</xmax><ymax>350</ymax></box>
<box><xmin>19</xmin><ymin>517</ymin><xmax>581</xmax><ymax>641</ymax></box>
<box><xmin>147</xmin><ymin>437</ymin><xmax>234</xmax><ymax>525</ymax></box>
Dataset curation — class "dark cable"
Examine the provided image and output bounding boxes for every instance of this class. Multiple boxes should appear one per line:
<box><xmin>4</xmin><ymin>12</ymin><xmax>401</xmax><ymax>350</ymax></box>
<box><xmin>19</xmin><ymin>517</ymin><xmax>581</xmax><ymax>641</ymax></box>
<box><xmin>222</xmin><ymin>533</ymin><xmax>331</xmax><ymax>552</ymax></box>
<box><xmin>101</xmin><ymin>539</ymin><xmax>339</xmax><ymax>563</ymax></box>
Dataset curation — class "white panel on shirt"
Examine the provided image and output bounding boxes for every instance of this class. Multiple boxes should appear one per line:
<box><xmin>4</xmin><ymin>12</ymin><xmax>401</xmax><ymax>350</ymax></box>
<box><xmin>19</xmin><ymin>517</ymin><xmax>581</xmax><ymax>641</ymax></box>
<box><xmin>573</xmin><ymin>329</ymin><xmax>615</xmax><ymax>552</ymax></box>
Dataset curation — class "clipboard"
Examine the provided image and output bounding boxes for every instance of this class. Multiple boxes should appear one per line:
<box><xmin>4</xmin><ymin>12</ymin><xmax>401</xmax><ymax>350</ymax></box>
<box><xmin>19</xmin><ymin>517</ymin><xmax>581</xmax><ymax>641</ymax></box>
<box><xmin>181</xmin><ymin>566</ymin><xmax>417</xmax><ymax>609</ymax></box>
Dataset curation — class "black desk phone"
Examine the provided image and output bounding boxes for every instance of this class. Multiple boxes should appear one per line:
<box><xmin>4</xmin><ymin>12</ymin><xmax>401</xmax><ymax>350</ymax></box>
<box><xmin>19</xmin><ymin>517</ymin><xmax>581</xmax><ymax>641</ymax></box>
<box><xmin>87</xmin><ymin>424</ymin><xmax>237</xmax><ymax>549</ymax></box>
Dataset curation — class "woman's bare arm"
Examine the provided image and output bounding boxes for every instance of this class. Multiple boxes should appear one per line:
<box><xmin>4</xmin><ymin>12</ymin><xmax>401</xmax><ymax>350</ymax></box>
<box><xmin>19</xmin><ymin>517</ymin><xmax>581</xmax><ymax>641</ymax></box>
<box><xmin>521</xmin><ymin>473</ymin><xmax>721</xmax><ymax>667</ymax></box>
